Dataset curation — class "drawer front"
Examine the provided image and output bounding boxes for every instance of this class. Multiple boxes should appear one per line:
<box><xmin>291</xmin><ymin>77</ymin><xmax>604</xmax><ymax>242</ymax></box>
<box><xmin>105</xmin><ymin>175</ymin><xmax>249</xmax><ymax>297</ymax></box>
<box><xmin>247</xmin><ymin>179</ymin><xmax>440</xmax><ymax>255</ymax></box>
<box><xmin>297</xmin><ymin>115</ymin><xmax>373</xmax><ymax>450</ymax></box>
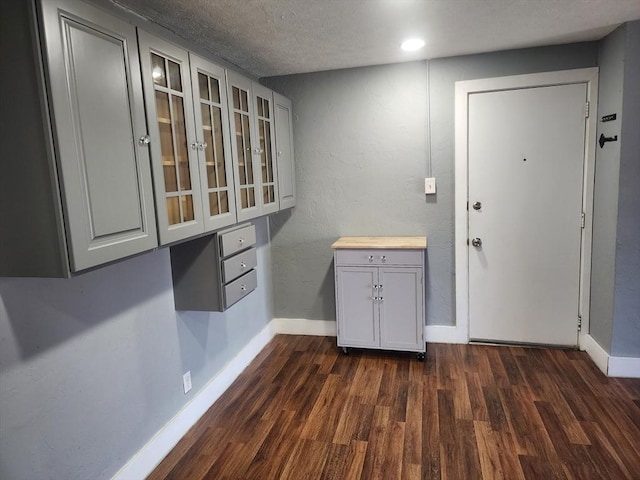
<box><xmin>335</xmin><ymin>249</ymin><xmax>423</xmax><ymax>266</ymax></box>
<box><xmin>219</xmin><ymin>224</ymin><xmax>256</xmax><ymax>257</ymax></box>
<box><xmin>224</xmin><ymin>269</ymin><xmax>257</xmax><ymax>308</ymax></box>
<box><xmin>222</xmin><ymin>247</ymin><xmax>257</xmax><ymax>283</ymax></box>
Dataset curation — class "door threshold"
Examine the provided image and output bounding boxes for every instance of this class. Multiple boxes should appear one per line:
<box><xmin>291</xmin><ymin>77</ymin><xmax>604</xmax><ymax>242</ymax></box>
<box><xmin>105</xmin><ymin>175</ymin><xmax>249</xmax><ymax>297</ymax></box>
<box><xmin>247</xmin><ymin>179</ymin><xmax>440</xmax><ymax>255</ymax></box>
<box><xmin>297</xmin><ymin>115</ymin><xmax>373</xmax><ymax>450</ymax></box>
<box><xmin>469</xmin><ymin>339</ymin><xmax>578</xmax><ymax>350</ymax></box>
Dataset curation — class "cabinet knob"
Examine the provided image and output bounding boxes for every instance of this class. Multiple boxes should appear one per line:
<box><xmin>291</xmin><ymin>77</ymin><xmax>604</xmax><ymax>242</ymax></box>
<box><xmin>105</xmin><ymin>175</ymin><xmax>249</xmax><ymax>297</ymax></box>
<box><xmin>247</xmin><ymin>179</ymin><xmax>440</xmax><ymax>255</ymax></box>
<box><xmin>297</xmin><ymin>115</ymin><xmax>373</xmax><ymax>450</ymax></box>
<box><xmin>380</xmin><ymin>255</ymin><xmax>387</xmax><ymax>263</ymax></box>
<box><xmin>238</xmin><ymin>238</ymin><xmax>245</xmax><ymax>244</ymax></box>
<box><xmin>191</xmin><ymin>141</ymin><xmax>198</xmax><ymax>150</ymax></box>
<box><xmin>199</xmin><ymin>141</ymin><xmax>208</xmax><ymax>151</ymax></box>
<box><xmin>277</xmin><ymin>151</ymin><xmax>283</xmax><ymax>156</ymax></box>
<box><xmin>379</xmin><ymin>297</ymin><xmax>384</xmax><ymax>302</ymax></box>
<box><xmin>368</xmin><ymin>255</ymin><xmax>374</xmax><ymax>263</ymax></box>
<box><xmin>138</xmin><ymin>134</ymin><xmax>151</xmax><ymax>146</ymax></box>
<box><xmin>240</xmin><ymin>262</ymin><xmax>246</xmax><ymax>269</ymax></box>
<box><xmin>240</xmin><ymin>284</ymin><xmax>247</xmax><ymax>291</ymax></box>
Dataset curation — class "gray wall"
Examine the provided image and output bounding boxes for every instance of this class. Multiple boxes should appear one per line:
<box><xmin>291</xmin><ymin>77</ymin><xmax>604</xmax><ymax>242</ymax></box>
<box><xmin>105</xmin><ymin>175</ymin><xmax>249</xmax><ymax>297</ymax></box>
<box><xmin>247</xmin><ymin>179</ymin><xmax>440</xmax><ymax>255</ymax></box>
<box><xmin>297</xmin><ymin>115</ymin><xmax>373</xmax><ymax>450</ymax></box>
<box><xmin>264</xmin><ymin>42</ymin><xmax>598</xmax><ymax>325</ymax></box>
<box><xmin>611</xmin><ymin>21</ymin><xmax>640</xmax><ymax>357</ymax></box>
<box><xmin>590</xmin><ymin>21</ymin><xmax>640</xmax><ymax>357</ymax></box>
<box><xmin>0</xmin><ymin>218</ymin><xmax>274</xmax><ymax>480</ymax></box>
<box><xmin>589</xmin><ymin>25</ymin><xmax>626</xmax><ymax>352</ymax></box>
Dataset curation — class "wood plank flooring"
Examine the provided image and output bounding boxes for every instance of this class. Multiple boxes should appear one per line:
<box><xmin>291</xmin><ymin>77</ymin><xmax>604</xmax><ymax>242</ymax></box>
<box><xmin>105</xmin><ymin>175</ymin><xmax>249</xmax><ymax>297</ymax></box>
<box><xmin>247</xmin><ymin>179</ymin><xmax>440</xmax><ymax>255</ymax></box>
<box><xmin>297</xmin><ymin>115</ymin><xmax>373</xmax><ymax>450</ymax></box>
<box><xmin>148</xmin><ymin>335</ymin><xmax>640</xmax><ymax>480</ymax></box>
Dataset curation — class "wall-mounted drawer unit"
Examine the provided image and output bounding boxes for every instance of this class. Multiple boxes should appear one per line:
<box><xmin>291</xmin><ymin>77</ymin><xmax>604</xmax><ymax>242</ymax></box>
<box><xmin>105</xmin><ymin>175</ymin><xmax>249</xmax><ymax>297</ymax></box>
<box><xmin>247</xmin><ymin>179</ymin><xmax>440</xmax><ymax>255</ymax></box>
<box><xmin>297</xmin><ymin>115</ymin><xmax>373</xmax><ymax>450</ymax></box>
<box><xmin>170</xmin><ymin>223</ymin><xmax>257</xmax><ymax>311</ymax></box>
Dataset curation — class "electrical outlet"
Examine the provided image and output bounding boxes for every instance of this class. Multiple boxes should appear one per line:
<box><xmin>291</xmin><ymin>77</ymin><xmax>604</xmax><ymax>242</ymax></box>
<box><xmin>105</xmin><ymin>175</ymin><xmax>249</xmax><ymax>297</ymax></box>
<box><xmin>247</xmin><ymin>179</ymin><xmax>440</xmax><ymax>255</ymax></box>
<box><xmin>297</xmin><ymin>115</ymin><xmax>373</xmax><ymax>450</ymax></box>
<box><xmin>425</xmin><ymin>177</ymin><xmax>436</xmax><ymax>195</ymax></box>
<box><xmin>182</xmin><ymin>371</ymin><xmax>192</xmax><ymax>394</ymax></box>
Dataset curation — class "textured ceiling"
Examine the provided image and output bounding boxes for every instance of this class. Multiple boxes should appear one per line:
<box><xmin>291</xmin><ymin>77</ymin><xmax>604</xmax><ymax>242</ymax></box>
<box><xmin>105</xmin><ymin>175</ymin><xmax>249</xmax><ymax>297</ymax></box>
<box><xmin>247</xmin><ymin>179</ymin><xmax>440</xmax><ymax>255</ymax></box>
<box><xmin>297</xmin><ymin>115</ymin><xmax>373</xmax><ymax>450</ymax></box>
<box><xmin>110</xmin><ymin>0</ymin><xmax>640</xmax><ymax>78</ymax></box>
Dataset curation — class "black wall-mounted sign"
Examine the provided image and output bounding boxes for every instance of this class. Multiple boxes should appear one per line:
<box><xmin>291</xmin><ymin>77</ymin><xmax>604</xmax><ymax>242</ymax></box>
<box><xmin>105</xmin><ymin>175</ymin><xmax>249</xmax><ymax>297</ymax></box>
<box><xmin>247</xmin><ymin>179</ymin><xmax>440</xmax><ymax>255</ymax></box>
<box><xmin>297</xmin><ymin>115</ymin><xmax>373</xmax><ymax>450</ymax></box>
<box><xmin>601</xmin><ymin>113</ymin><xmax>617</xmax><ymax>122</ymax></box>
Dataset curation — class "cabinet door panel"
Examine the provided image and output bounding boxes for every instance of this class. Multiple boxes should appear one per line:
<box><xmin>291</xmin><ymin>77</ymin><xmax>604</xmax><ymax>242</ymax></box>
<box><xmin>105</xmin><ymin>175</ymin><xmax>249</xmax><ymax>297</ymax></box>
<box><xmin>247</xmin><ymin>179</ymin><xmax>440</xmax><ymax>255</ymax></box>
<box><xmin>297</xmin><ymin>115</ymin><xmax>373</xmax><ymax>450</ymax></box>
<box><xmin>336</xmin><ymin>267</ymin><xmax>379</xmax><ymax>347</ymax></box>
<box><xmin>227</xmin><ymin>71</ymin><xmax>260</xmax><ymax>222</ymax></box>
<box><xmin>253</xmin><ymin>84</ymin><xmax>279</xmax><ymax>214</ymax></box>
<box><xmin>274</xmin><ymin>93</ymin><xmax>296</xmax><ymax>209</ymax></box>
<box><xmin>189</xmin><ymin>54</ymin><xmax>237</xmax><ymax>231</ymax></box>
<box><xmin>138</xmin><ymin>31</ymin><xmax>203</xmax><ymax>244</ymax></box>
<box><xmin>40</xmin><ymin>0</ymin><xmax>157</xmax><ymax>271</ymax></box>
<box><xmin>379</xmin><ymin>267</ymin><xmax>423</xmax><ymax>351</ymax></box>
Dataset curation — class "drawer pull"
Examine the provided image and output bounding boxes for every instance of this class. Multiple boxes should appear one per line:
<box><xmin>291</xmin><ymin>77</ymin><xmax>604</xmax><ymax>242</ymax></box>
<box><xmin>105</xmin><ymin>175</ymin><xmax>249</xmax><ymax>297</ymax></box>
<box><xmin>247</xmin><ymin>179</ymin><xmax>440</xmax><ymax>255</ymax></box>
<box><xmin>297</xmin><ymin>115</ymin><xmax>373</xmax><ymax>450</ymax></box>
<box><xmin>240</xmin><ymin>262</ymin><xmax>246</xmax><ymax>269</ymax></box>
<box><xmin>380</xmin><ymin>255</ymin><xmax>387</xmax><ymax>263</ymax></box>
<box><xmin>368</xmin><ymin>255</ymin><xmax>374</xmax><ymax>263</ymax></box>
<box><xmin>240</xmin><ymin>284</ymin><xmax>247</xmax><ymax>291</ymax></box>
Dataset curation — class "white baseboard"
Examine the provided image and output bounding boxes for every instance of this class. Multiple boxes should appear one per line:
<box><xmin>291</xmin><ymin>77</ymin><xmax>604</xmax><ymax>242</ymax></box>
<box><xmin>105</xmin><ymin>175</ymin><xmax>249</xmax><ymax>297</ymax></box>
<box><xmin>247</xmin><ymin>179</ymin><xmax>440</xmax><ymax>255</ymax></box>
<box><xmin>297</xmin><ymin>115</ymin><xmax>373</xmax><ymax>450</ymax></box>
<box><xmin>580</xmin><ymin>334</ymin><xmax>640</xmax><ymax>378</ymax></box>
<box><xmin>581</xmin><ymin>334</ymin><xmax>609</xmax><ymax>375</ymax></box>
<box><xmin>111</xmin><ymin>321</ymin><xmax>276</xmax><ymax>480</ymax></box>
<box><xmin>273</xmin><ymin>318</ymin><xmax>337</xmax><ymax>336</ymax></box>
<box><xmin>425</xmin><ymin>324</ymin><xmax>468</xmax><ymax>344</ymax></box>
<box><xmin>608</xmin><ymin>356</ymin><xmax>640</xmax><ymax>378</ymax></box>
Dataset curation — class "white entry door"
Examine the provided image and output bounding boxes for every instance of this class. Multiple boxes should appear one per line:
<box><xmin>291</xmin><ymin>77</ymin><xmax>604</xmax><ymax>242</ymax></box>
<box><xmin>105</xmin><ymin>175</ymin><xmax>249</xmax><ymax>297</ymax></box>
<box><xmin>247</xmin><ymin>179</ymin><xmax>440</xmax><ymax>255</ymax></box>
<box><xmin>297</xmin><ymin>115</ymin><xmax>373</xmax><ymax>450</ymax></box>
<box><xmin>468</xmin><ymin>83</ymin><xmax>587</xmax><ymax>346</ymax></box>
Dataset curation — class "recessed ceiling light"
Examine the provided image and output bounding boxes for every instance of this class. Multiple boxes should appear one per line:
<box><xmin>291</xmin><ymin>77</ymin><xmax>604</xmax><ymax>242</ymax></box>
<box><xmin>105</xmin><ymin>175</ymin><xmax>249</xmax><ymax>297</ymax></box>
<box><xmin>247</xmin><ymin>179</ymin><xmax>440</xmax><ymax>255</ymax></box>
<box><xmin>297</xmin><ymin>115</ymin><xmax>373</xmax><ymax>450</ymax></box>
<box><xmin>401</xmin><ymin>38</ymin><xmax>425</xmax><ymax>52</ymax></box>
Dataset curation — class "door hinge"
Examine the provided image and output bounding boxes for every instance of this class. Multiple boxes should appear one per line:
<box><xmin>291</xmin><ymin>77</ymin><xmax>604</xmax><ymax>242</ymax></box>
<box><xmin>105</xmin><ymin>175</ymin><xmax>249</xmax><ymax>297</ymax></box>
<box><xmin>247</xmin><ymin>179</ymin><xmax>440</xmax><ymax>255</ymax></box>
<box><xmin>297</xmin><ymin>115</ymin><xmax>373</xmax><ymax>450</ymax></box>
<box><xmin>578</xmin><ymin>315</ymin><xmax>582</xmax><ymax>332</ymax></box>
<box><xmin>581</xmin><ymin>212</ymin><xmax>585</xmax><ymax>229</ymax></box>
<box><xmin>585</xmin><ymin>102</ymin><xmax>590</xmax><ymax>118</ymax></box>
<box><xmin>467</xmin><ymin>201</ymin><xmax>469</xmax><ymax>211</ymax></box>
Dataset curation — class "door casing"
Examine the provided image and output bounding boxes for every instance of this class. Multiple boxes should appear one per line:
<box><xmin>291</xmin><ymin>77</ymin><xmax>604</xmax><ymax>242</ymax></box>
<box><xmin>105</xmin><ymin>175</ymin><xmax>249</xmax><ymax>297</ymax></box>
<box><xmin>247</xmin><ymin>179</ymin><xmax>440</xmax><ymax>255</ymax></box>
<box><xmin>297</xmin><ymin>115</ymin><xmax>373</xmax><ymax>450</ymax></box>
<box><xmin>454</xmin><ymin>68</ymin><xmax>599</xmax><ymax>348</ymax></box>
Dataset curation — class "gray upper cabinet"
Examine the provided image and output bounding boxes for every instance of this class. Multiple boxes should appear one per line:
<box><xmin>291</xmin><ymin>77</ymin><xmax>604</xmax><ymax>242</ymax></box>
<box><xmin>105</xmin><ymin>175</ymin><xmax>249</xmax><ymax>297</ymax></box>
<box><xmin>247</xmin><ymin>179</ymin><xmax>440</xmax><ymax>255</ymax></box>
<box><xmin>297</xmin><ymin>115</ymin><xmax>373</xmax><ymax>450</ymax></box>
<box><xmin>138</xmin><ymin>31</ymin><xmax>204</xmax><ymax>245</ymax></box>
<box><xmin>226</xmin><ymin>72</ymin><xmax>279</xmax><ymax>222</ymax></box>
<box><xmin>138</xmin><ymin>33</ymin><xmax>238</xmax><ymax>243</ymax></box>
<box><xmin>273</xmin><ymin>93</ymin><xmax>296</xmax><ymax>210</ymax></box>
<box><xmin>1</xmin><ymin>0</ymin><xmax>158</xmax><ymax>277</ymax></box>
<box><xmin>189</xmin><ymin>54</ymin><xmax>237</xmax><ymax>232</ymax></box>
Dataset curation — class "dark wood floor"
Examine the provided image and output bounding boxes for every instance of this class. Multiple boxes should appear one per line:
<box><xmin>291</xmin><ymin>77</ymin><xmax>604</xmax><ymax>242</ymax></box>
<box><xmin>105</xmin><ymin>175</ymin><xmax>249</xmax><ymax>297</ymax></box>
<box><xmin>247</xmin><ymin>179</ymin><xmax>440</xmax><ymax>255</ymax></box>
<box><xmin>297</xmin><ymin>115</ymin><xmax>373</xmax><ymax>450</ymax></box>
<box><xmin>148</xmin><ymin>335</ymin><xmax>640</xmax><ymax>480</ymax></box>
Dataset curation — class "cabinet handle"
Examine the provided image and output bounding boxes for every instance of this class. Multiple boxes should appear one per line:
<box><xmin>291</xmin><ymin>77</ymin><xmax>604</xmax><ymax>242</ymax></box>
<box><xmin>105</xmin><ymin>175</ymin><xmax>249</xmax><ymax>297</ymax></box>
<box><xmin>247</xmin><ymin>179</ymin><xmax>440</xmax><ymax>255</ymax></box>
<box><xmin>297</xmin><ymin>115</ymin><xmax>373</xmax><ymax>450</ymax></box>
<box><xmin>199</xmin><ymin>141</ymin><xmax>208</xmax><ymax>151</ymax></box>
<box><xmin>379</xmin><ymin>297</ymin><xmax>384</xmax><ymax>302</ymax></box>
<box><xmin>380</xmin><ymin>255</ymin><xmax>387</xmax><ymax>263</ymax></box>
<box><xmin>190</xmin><ymin>141</ymin><xmax>198</xmax><ymax>150</ymax></box>
<box><xmin>379</xmin><ymin>284</ymin><xmax>383</xmax><ymax>291</ymax></box>
<box><xmin>373</xmin><ymin>284</ymin><xmax>379</xmax><ymax>290</ymax></box>
<box><xmin>368</xmin><ymin>255</ymin><xmax>374</xmax><ymax>263</ymax></box>
<box><xmin>138</xmin><ymin>134</ymin><xmax>151</xmax><ymax>146</ymax></box>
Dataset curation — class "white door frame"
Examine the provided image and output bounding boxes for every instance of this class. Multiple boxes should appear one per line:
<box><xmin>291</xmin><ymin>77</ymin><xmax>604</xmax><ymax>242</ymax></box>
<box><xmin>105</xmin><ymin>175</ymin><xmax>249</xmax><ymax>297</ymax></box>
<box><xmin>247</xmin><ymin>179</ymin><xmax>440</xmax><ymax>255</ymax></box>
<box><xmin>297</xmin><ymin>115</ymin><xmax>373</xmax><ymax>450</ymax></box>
<box><xmin>454</xmin><ymin>68</ymin><xmax>599</xmax><ymax>348</ymax></box>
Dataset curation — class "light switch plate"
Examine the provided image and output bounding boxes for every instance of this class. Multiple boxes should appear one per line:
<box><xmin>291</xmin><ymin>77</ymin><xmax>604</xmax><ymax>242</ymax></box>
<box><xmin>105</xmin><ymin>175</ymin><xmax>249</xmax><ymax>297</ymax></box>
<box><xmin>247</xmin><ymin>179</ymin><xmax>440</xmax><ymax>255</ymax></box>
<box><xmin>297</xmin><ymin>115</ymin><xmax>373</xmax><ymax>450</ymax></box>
<box><xmin>425</xmin><ymin>177</ymin><xmax>436</xmax><ymax>195</ymax></box>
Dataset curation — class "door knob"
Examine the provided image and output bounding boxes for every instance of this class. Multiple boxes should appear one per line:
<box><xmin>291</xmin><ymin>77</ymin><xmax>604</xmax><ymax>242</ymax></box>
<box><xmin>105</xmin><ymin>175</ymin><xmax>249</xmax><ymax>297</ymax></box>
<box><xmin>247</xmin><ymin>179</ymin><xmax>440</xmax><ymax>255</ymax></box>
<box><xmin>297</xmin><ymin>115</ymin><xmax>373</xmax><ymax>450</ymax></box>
<box><xmin>471</xmin><ymin>238</ymin><xmax>482</xmax><ymax>247</ymax></box>
<box><xmin>473</xmin><ymin>201</ymin><xmax>482</xmax><ymax>210</ymax></box>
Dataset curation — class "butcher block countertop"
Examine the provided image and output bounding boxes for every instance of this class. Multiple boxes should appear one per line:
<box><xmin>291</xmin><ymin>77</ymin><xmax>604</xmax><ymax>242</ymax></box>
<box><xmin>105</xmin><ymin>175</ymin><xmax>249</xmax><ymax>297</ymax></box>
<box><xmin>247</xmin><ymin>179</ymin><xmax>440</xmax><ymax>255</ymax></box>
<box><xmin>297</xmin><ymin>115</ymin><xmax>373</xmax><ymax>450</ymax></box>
<box><xmin>331</xmin><ymin>236</ymin><xmax>427</xmax><ymax>250</ymax></box>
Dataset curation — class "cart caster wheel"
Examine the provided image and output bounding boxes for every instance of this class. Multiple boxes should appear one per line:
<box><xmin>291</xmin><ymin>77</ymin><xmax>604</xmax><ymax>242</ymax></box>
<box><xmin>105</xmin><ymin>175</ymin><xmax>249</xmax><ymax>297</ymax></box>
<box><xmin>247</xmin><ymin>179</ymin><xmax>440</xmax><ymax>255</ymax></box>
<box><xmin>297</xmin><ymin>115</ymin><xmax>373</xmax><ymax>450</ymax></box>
<box><xmin>342</xmin><ymin>347</ymin><xmax>350</xmax><ymax>355</ymax></box>
<box><xmin>417</xmin><ymin>352</ymin><xmax>425</xmax><ymax>362</ymax></box>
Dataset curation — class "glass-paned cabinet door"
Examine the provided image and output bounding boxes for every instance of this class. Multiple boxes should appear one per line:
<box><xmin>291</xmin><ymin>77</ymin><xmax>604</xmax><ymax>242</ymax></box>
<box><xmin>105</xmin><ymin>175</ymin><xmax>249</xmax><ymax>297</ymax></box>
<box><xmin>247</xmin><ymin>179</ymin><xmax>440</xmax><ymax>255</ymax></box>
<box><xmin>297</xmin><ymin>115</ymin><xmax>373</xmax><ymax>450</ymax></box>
<box><xmin>138</xmin><ymin>31</ymin><xmax>203</xmax><ymax>244</ymax></box>
<box><xmin>226</xmin><ymin>72</ymin><xmax>260</xmax><ymax>222</ymax></box>
<box><xmin>189</xmin><ymin>55</ymin><xmax>237</xmax><ymax>231</ymax></box>
<box><xmin>253</xmin><ymin>84</ymin><xmax>279</xmax><ymax>215</ymax></box>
